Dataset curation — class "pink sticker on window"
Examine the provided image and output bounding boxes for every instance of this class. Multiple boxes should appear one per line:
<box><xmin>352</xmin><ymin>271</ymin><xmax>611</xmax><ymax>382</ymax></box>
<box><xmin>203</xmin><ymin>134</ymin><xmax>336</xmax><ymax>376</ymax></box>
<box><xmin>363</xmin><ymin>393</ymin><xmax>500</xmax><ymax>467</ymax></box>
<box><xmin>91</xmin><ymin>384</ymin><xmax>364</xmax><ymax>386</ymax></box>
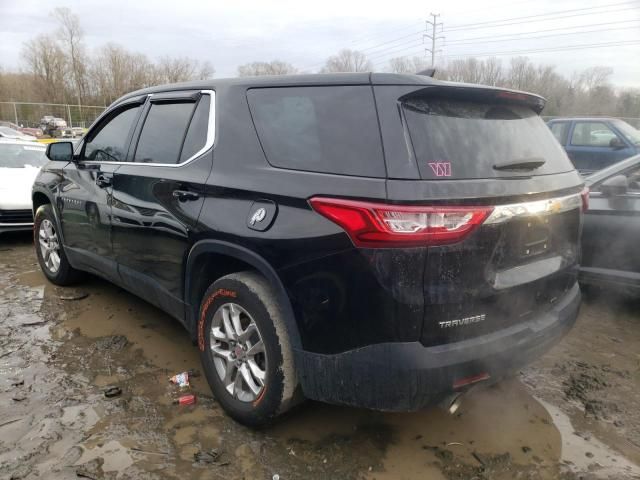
<box><xmin>428</xmin><ymin>162</ymin><xmax>451</xmax><ymax>177</ymax></box>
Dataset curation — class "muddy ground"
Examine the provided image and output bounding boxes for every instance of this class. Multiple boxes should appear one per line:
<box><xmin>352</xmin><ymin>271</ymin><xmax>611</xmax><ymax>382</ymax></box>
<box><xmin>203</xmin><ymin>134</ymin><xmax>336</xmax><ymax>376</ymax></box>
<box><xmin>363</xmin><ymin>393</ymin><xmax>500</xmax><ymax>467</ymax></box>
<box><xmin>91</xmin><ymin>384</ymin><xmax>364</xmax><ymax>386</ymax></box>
<box><xmin>1</xmin><ymin>232</ymin><xmax>639</xmax><ymax>480</ymax></box>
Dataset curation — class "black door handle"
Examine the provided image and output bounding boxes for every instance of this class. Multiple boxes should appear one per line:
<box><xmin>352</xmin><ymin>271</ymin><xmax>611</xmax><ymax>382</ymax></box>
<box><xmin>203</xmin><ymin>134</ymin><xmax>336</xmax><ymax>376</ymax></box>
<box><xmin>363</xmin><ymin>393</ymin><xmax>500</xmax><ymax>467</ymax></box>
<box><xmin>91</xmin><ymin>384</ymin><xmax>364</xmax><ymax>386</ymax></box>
<box><xmin>96</xmin><ymin>174</ymin><xmax>112</xmax><ymax>188</ymax></box>
<box><xmin>172</xmin><ymin>189</ymin><xmax>200</xmax><ymax>201</ymax></box>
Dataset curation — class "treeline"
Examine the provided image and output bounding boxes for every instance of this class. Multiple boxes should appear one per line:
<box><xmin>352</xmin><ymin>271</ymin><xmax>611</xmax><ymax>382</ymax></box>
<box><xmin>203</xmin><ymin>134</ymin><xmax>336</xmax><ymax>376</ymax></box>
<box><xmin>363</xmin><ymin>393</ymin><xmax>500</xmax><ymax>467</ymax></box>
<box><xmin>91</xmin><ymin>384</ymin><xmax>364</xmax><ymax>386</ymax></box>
<box><xmin>232</xmin><ymin>51</ymin><xmax>640</xmax><ymax>118</ymax></box>
<box><xmin>398</xmin><ymin>55</ymin><xmax>640</xmax><ymax>118</ymax></box>
<box><xmin>0</xmin><ymin>8</ymin><xmax>638</xmax><ymax>121</ymax></box>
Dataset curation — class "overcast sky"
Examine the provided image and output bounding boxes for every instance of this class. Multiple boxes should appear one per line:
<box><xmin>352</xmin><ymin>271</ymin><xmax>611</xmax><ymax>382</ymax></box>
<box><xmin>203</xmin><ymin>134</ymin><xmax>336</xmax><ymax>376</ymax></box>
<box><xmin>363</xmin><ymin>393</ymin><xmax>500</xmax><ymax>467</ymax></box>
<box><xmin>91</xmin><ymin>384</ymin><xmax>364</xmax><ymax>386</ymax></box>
<box><xmin>1</xmin><ymin>0</ymin><xmax>639</xmax><ymax>86</ymax></box>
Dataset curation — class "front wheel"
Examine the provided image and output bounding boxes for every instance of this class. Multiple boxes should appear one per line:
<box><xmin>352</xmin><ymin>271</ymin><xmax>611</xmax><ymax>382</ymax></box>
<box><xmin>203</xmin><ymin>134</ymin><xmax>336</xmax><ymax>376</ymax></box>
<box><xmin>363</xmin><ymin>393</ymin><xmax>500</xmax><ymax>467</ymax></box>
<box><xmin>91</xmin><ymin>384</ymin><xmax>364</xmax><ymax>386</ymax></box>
<box><xmin>198</xmin><ymin>271</ymin><xmax>299</xmax><ymax>427</ymax></box>
<box><xmin>34</xmin><ymin>204</ymin><xmax>82</xmax><ymax>285</ymax></box>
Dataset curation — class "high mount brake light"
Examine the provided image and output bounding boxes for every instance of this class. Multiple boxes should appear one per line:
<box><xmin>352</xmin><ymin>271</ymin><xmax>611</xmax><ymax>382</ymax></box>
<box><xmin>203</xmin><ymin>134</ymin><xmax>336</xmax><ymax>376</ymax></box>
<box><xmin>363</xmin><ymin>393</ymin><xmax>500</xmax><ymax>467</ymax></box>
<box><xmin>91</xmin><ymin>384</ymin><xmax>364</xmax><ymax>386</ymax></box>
<box><xmin>309</xmin><ymin>197</ymin><xmax>493</xmax><ymax>248</ymax></box>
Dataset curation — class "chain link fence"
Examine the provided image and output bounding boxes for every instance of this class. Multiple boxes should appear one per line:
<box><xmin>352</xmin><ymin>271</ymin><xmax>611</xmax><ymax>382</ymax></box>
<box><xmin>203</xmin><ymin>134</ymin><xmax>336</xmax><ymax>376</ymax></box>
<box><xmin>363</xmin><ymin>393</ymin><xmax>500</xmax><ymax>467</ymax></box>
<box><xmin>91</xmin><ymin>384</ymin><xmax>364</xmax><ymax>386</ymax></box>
<box><xmin>0</xmin><ymin>101</ymin><xmax>106</xmax><ymax>130</ymax></box>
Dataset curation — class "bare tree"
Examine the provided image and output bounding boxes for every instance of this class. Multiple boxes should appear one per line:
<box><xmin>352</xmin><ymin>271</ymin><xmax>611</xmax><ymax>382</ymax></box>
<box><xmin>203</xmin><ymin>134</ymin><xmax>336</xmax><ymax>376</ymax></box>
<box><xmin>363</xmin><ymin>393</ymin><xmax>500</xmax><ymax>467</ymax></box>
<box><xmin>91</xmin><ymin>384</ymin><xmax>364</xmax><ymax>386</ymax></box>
<box><xmin>445</xmin><ymin>58</ymin><xmax>483</xmax><ymax>84</ymax></box>
<box><xmin>237</xmin><ymin>60</ymin><xmax>297</xmax><ymax>76</ymax></box>
<box><xmin>387</xmin><ymin>56</ymin><xmax>428</xmax><ymax>74</ymax></box>
<box><xmin>52</xmin><ymin>7</ymin><xmax>88</xmax><ymax>105</ymax></box>
<box><xmin>505</xmin><ymin>57</ymin><xmax>537</xmax><ymax>91</ymax></box>
<box><xmin>156</xmin><ymin>56</ymin><xmax>214</xmax><ymax>83</ymax></box>
<box><xmin>578</xmin><ymin>66</ymin><xmax>613</xmax><ymax>92</ymax></box>
<box><xmin>321</xmin><ymin>49</ymin><xmax>372</xmax><ymax>73</ymax></box>
<box><xmin>479</xmin><ymin>57</ymin><xmax>503</xmax><ymax>86</ymax></box>
<box><xmin>90</xmin><ymin>43</ymin><xmax>158</xmax><ymax>104</ymax></box>
<box><xmin>22</xmin><ymin>34</ymin><xmax>68</xmax><ymax>103</ymax></box>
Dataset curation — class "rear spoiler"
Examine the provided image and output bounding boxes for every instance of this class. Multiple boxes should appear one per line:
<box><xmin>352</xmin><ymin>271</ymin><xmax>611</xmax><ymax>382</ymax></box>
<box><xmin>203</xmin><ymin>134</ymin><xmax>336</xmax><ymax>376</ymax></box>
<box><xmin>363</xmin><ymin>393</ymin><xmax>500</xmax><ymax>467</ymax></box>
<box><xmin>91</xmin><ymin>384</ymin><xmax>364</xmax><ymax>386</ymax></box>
<box><xmin>398</xmin><ymin>85</ymin><xmax>546</xmax><ymax>114</ymax></box>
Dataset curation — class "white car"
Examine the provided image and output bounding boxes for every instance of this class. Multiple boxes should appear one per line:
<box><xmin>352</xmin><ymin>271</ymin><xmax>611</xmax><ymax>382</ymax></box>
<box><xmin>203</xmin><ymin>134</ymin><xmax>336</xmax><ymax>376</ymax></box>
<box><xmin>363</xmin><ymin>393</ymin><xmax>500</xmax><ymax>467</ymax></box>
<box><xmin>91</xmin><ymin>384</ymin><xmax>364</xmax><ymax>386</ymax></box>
<box><xmin>0</xmin><ymin>139</ymin><xmax>48</xmax><ymax>233</ymax></box>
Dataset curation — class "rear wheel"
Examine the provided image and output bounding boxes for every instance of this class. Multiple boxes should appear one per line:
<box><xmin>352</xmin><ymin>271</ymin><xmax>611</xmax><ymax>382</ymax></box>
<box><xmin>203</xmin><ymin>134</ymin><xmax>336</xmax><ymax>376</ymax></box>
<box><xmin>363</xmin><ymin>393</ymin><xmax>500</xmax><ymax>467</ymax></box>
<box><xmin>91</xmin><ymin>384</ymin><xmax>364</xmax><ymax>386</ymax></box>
<box><xmin>34</xmin><ymin>204</ymin><xmax>82</xmax><ymax>285</ymax></box>
<box><xmin>198</xmin><ymin>271</ymin><xmax>299</xmax><ymax>427</ymax></box>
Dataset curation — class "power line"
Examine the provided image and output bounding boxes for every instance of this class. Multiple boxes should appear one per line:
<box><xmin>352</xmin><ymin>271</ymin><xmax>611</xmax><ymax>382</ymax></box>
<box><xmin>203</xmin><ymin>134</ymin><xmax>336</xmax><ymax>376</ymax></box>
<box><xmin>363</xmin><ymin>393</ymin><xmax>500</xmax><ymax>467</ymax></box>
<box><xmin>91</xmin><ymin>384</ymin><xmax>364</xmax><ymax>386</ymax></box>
<box><xmin>345</xmin><ymin>0</ymin><xmax>571</xmax><ymax>50</ymax></box>
<box><xmin>444</xmin><ymin>19</ymin><xmax>640</xmax><ymax>44</ymax></box>
<box><xmin>356</xmin><ymin>2</ymin><xmax>637</xmax><ymax>55</ymax></box>
<box><xmin>444</xmin><ymin>24</ymin><xmax>640</xmax><ymax>47</ymax></box>
<box><xmin>367</xmin><ymin>23</ymin><xmax>638</xmax><ymax>64</ymax></box>
<box><xmin>358</xmin><ymin>29</ymin><xmax>426</xmax><ymax>53</ymax></box>
<box><xmin>361</xmin><ymin>39</ymin><xmax>425</xmax><ymax>61</ymax></box>
<box><xmin>301</xmin><ymin>1</ymin><xmax>640</xmax><ymax>71</ymax></box>
<box><xmin>445</xmin><ymin>6</ymin><xmax>640</xmax><ymax>33</ymax></box>
<box><xmin>445</xmin><ymin>1</ymin><xmax>639</xmax><ymax>30</ymax></box>
<box><xmin>371</xmin><ymin>39</ymin><xmax>640</xmax><ymax>67</ymax></box>
<box><xmin>444</xmin><ymin>40</ymin><xmax>640</xmax><ymax>58</ymax></box>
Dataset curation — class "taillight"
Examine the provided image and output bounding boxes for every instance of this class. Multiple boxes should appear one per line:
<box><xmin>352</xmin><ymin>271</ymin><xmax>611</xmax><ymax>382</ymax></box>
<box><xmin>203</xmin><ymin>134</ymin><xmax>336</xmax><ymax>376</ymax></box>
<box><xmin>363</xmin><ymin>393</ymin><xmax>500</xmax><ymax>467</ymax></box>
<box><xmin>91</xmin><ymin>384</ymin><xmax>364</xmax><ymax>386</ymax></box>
<box><xmin>580</xmin><ymin>187</ymin><xmax>589</xmax><ymax>212</ymax></box>
<box><xmin>309</xmin><ymin>197</ymin><xmax>493</xmax><ymax>248</ymax></box>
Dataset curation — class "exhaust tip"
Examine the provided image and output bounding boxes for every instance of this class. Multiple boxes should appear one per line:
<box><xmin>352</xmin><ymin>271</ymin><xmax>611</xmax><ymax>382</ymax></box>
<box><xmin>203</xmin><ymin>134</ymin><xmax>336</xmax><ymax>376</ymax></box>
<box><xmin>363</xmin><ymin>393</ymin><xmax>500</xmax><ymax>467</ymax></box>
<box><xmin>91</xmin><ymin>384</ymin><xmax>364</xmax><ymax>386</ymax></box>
<box><xmin>440</xmin><ymin>393</ymin><xmax>464</xmax><ymax>415</ymax></box>
<box><xmin>448</xmin><ymin>395</ymin><xmax>463</xmax><ymax>415</ymax></box>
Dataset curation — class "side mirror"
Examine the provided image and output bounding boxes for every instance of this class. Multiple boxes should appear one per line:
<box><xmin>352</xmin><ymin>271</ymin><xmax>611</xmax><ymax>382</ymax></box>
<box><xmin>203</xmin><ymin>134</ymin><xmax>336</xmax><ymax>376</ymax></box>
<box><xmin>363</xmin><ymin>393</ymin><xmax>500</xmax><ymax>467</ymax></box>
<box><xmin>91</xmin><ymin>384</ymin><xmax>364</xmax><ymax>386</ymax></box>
<box><xmin>609</xmin><ymin>137</ymin><xmax>626</xmax><ymax>150</ymax></box>
<box><xmin>600</xmin><ymin>174</ymin><xmax>628</xmax><ymax>197</ymax></box>
<box><xmin>46</xmin><ymin>141</ymin><xmax>74</xmax><ymax>162</ymax></box>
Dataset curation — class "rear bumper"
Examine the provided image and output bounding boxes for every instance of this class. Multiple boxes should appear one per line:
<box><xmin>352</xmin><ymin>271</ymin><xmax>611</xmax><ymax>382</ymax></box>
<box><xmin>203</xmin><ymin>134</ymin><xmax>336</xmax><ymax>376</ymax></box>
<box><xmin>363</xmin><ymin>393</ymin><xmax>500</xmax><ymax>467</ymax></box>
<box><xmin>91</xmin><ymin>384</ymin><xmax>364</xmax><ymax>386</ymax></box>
<box><xmin>295</xmin><ymin>282</ymin><xmax>580</xmax><ymax>411</ymax></box>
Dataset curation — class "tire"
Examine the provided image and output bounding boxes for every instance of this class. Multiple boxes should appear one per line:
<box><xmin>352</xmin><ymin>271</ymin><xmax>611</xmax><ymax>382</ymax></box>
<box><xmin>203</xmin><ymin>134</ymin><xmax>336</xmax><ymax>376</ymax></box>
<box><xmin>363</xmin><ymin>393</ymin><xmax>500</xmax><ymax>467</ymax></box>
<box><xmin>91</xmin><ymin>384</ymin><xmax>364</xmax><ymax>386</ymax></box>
<box><xmin>198</xmin><ymin>271</ymin><xmax>299</xmax><ymax>427</ymax></box>
<box><xmin>34</xmin><ymin>204</ymin><xmax>82</xmax><ymax>285</ymax></box>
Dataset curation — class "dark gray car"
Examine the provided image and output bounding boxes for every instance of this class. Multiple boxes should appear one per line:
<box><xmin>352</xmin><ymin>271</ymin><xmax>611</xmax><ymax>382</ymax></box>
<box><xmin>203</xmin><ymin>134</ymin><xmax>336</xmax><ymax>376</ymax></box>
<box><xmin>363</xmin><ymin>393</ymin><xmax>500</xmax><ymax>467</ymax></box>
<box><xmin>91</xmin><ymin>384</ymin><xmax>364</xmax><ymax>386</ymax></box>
<box><xmin>581</xmin><ymin>154</ymin><xmax>640</xmax><ymax>292</ymax></box>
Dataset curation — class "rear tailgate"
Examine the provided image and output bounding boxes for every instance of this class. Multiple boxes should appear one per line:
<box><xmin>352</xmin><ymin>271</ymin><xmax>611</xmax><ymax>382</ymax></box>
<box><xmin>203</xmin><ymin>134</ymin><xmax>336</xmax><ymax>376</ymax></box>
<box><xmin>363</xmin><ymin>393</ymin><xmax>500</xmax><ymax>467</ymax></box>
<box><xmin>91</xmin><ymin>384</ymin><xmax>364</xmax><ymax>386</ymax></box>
<box><xmin>375</xmin><ymin>83</ymin><xmax>584</xmax><ymax>345</ymax></box>
<box><xmin>420</xmin><ymin>192</ymin><xmax>582</xmax><ymax>345</ymax></box>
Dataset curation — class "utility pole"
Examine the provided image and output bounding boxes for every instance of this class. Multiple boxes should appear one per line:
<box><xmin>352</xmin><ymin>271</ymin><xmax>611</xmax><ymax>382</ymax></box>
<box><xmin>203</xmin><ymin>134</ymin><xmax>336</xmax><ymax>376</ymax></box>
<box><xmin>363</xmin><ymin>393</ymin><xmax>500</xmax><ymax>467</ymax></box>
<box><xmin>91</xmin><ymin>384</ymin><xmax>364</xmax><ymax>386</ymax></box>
<box><xmin>424</xmin><ymin>13</ymin><xmax>444</xmax><ymax>67</ymax></box>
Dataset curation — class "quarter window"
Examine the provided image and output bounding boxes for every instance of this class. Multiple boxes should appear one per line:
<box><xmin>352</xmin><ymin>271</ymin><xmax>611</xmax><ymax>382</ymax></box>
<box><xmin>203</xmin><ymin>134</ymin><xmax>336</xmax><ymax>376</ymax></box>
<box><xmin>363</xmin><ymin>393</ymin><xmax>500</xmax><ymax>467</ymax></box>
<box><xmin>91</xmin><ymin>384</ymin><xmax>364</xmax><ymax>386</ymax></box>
<box><xmin>84</xmin><ymin>105</ymin><xmax>142</xmax><ymax>162</ymax></box>
<box><xmin>247</xmin><ymin>86</ymin><xmax>386</xmax><ymax>177</ymax></box>
<box><xmin>570</xmin><ymin>122</ymin><xmax>620</xmax><ymax>147</ymax></box>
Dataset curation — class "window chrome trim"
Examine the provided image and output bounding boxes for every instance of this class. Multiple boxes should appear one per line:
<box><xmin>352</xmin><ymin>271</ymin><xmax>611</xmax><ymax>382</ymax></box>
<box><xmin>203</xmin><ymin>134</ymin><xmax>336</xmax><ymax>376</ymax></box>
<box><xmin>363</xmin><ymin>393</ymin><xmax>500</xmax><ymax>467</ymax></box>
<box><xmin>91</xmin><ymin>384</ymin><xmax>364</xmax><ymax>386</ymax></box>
<box><xmin>79</xmin><ymin>89</ymin><xmax>215</xmax><ymax>168</ymax></box>
<box><xmin>484</xmin><ymin>192</ymin><xmax>582</xmax><ymax>225</ymax></box>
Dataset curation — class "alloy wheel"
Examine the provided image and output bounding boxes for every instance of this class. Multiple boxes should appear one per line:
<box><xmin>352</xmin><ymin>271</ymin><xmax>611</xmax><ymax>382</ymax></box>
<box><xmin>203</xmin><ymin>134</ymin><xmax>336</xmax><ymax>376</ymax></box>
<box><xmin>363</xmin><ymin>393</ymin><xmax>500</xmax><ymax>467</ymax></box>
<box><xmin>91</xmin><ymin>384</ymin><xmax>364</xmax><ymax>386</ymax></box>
<box><xmin>209</xmin><ymin>302</ymin><xmax>267</xmax><ymax>402</ymax></box>
<box><xmin>38</xmin><ymin>219</ymin><xmax>61</xmax><ymax>274</ymax></box>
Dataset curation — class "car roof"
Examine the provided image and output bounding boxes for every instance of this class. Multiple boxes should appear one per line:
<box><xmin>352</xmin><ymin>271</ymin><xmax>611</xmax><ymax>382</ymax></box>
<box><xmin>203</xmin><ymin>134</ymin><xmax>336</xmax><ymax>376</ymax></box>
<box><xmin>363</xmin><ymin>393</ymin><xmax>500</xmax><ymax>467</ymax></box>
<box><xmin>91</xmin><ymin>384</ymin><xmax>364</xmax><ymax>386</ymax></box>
<box><xmin>584</xmin><ymin>154</ymin><xmax>640</xmax><ymax>186</ymax></box>
<box><xmin>117</xmin><ymin>72</ymin><xmax>545</xmax><ymax>105</ymax></box>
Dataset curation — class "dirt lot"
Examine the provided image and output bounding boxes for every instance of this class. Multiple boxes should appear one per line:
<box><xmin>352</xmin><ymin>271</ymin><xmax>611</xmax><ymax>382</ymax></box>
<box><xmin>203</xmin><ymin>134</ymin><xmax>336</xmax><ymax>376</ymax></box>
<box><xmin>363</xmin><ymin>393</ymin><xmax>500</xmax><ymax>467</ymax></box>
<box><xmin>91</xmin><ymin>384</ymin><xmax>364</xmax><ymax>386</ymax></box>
<box><xmin>1</xmin><ymin>232</ymin><xmax>639</xmax><ymax>480</ymax></box>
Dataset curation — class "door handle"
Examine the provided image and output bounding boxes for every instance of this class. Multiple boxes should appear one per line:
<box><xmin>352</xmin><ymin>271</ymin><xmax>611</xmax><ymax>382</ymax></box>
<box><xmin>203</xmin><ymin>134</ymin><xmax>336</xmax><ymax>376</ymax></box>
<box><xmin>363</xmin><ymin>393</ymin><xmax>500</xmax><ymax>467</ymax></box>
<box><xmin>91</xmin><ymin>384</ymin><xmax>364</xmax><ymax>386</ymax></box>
<box><xmin>96</xmin><ymin>174</ymin><xmax>112</xmax><ymax>188</ymax></box>
<box><xmin>172</xmin><ymin>189</ymin><xmax>200</xmax><ymax>201</ymax></box>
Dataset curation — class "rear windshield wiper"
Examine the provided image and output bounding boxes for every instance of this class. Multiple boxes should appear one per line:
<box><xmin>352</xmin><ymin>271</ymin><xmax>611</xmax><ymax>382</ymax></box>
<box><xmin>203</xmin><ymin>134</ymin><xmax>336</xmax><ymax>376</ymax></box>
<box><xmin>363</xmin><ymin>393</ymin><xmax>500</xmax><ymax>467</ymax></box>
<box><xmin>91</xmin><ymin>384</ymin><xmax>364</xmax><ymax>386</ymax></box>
<box><xmin>493</xmin><ymin>158</ymin><xmax>546</xmax><ymax>171</ymax></box>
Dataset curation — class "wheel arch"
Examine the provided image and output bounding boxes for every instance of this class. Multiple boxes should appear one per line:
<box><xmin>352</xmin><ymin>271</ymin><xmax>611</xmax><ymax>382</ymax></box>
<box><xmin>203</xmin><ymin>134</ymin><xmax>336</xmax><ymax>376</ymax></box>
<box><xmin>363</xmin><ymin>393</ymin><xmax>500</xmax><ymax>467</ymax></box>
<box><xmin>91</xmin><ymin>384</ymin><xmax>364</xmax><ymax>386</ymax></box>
<box><xmin>184</xmin><ymin>240</ymin><xmax>302</xmax><ymax>353</ymax></box>
<box><xmin>32</xmin><ymin>188</ymin><xmax>66</xmax><ymax>244</ymax></box>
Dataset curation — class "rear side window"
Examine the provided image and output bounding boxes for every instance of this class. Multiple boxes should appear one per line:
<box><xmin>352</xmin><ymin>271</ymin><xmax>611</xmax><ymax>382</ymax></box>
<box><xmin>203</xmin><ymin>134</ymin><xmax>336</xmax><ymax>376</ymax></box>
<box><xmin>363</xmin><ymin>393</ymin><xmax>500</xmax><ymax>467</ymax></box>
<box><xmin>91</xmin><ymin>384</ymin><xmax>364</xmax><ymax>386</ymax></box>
<box><xmin>134</xmin><ymin>102</ymin><xmax>196</xmax><ymax>164</ymax></box>
<box><xmin>180</xmin><ymin>95</ymin><xmax>211</xmax><ymax>163</ymax></box>
<box><xmin>247</xmin><ymin>86</ymin><xmax>385</xmax><ymax>177</ymax></box>
<box><xmin>402</xmin><ymin>98</ymin><xmax>574</xmax><ymax>179</ymax></box>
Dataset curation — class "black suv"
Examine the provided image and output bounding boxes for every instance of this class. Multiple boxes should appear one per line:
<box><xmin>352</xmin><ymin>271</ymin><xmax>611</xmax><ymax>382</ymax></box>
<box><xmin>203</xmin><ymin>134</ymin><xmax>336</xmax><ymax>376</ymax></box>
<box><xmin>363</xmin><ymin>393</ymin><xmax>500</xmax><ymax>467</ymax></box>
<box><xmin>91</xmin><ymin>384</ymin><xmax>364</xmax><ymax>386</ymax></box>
<box><xmin>33</xmin><ymin>73</ymin><xmax>585</xmax><ymax>426</ymax></box>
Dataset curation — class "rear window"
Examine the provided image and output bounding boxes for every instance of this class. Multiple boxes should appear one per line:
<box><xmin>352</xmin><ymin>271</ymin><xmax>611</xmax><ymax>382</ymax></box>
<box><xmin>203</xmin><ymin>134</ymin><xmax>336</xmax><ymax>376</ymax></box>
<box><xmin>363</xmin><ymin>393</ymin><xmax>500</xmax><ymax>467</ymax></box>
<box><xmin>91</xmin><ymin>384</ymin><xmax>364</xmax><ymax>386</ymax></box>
<box><xmin>247</xmin><ymin>86</ymin><xmax>385</xmax><ymax>177</ymax></box>
<box><xmin>402</xmin><ymin>98</ymin><xmax>574</xmax><ymax>179</ymax></box>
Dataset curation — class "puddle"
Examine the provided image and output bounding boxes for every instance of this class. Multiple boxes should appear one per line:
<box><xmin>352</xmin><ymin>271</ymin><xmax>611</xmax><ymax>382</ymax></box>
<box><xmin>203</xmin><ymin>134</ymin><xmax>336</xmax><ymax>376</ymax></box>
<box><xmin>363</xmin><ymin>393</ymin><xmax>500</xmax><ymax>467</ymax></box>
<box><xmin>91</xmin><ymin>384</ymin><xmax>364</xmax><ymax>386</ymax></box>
<box><xmin>540</xmin><ymin>399</ymin><xmax>640</xmax><ymax>478</ymax></box>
